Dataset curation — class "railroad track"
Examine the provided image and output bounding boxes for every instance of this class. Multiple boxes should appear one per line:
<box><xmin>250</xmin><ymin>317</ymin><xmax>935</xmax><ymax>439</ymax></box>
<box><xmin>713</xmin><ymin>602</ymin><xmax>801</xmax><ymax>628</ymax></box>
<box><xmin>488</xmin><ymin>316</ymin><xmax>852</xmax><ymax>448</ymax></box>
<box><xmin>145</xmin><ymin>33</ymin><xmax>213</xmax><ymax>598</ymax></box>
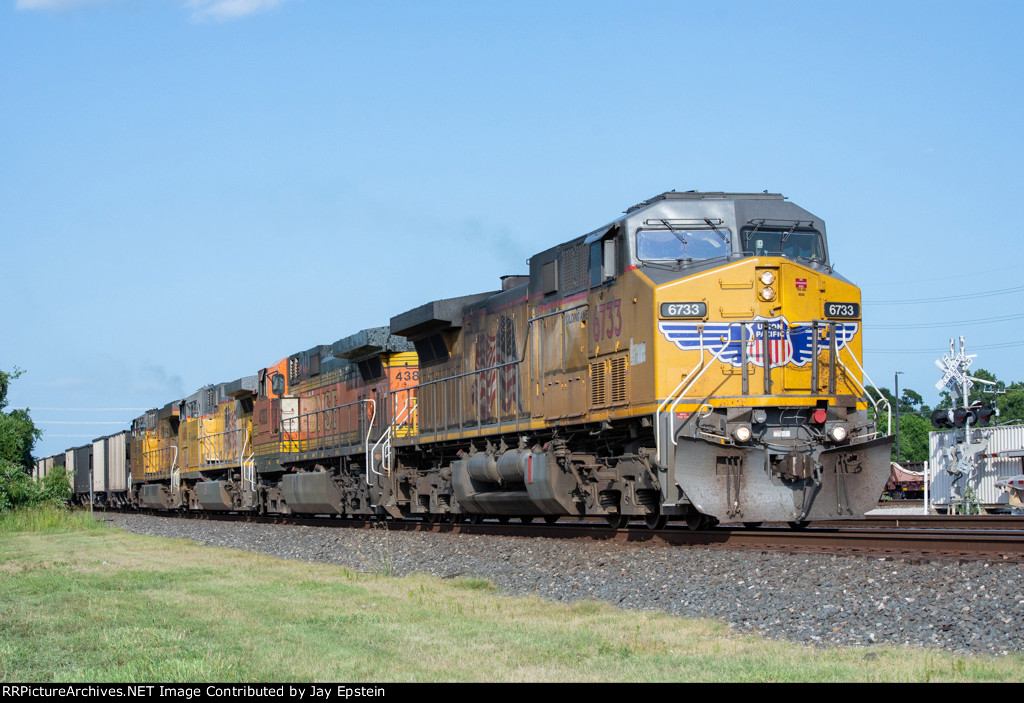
<box><xmin>123</xmin><ymin>509</ymin><xmax>1024</xmax><ymax>563</ymax></box>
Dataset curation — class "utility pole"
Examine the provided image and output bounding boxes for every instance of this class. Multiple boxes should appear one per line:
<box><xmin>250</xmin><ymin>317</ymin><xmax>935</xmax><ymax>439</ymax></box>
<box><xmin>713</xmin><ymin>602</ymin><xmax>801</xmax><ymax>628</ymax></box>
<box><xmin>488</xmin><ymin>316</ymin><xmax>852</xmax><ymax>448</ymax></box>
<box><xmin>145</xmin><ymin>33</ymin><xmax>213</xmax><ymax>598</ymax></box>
<box><xmin>895</xmin><ymin>370</ymin><xmax>904</xmax><ymax>463</ymax></box>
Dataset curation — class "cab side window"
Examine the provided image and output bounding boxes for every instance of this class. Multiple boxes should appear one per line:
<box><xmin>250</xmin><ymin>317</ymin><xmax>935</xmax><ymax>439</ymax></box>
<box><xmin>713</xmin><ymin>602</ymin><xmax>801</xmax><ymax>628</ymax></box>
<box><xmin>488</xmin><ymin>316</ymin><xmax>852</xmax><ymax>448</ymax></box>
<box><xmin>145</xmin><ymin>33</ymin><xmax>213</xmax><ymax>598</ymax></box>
<box><xmin>590</xmin><ymin>234</ymin><xmax>617</xmax><ymax>287</ymax></box>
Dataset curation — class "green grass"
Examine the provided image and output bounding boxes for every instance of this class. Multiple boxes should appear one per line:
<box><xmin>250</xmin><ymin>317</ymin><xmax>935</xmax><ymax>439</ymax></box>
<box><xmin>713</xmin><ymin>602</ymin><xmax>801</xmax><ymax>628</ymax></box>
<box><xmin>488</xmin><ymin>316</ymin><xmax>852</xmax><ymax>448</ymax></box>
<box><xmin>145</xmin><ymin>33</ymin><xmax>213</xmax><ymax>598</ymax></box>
<box><xmin>1</xmin><ymin>508</ymin><xmax>1022</xmax><ymax>682</ymax></box>
<box><xmin>0</xmin><ymin>505</ymin><xmax>107</xmax><ymax>534</ymax></box>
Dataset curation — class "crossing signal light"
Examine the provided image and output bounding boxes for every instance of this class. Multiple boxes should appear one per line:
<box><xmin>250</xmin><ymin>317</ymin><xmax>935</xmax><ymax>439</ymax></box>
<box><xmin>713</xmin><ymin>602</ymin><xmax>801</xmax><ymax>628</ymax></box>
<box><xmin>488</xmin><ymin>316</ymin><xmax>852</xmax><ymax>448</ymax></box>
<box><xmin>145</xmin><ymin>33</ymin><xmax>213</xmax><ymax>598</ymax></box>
<box><xmin>972</xmin><ymin>403</ymin><xmax>998</xmax><ymax>425</ymax></box>
<box><xmin>931</xmin><ymin>408</ymin><xmax>955</xmax><ymax>429</ymax></box>
<box><xmin>953</xmin><ymin>407</ymin><xmax>973</xmax><ymax>427</ymax></box>
<box><xmin>930</xmin><ymin>404</ymin><xmax>998</xmax><ymax>429</ymax></box>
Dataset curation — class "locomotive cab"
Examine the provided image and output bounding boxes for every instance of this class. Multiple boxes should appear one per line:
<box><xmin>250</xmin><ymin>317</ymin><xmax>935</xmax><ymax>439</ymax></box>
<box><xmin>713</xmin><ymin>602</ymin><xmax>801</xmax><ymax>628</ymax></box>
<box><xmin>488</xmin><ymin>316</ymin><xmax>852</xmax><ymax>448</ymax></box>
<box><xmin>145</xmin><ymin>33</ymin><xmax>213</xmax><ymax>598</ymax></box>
<box><xmin>620</xmin><ymin>192</ymin><xmax>892</xmax><ymax>524</ymax></box>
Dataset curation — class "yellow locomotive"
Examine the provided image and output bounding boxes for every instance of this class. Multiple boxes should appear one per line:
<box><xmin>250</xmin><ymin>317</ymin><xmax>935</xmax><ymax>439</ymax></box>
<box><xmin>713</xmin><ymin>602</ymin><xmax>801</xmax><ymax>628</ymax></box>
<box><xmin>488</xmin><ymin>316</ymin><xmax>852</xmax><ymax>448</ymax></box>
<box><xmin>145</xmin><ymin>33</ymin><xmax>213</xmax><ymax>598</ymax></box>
<box><xmin>386</xmin><ymin>191</ymin><xmax>891</xmax><ymax>527</ymax></box>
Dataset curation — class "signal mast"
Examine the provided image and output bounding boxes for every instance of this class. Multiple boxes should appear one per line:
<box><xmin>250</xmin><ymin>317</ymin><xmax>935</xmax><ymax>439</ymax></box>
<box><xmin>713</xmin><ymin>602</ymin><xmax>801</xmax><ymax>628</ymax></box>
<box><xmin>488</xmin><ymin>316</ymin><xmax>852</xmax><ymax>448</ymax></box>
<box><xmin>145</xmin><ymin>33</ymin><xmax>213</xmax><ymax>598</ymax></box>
<box><xmin>931</xmin><ymin>336</ymin><xmax>998</xmax><ymax>511</ymax></box>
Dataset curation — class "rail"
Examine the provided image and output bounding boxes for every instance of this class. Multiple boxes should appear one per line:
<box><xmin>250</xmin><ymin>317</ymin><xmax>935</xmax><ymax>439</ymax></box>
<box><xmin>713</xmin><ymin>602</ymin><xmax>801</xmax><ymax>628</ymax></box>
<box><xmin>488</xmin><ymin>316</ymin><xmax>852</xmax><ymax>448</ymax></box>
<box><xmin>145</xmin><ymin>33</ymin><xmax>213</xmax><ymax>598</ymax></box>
<box><xmin>835</xmin><ymin>338</ymin><xmax>892</xmax><ymax>436</ymax></box>
<box><xmin>654</xmin><ymin>334</ymin><xmax>731</xmax><ymax>467</ymax></box>
<box><xmin>142</xmin><ymin>445</ymin><xmax>177</xmax><ymax>478</ymax></box>
<box><xmin>279</xmin><ymin>398</ymin><xmax>378</xmax><ymax>455</ymax></box>
<box><xmin>367</xmin><ymin>396</ymin><xmax>417</xmax><ymax>486</ymax></box>
<box><xmin>654</xmin><ymin>318</ymin><xmax>890</xmax><ymax>465</ymax></box>
<box><xmin>403</xmin><ymin>304</ymin><xmax>586</xmax><ymax>443</ymax></box>
<box><xmin>241</xmin><ymin>430</ymin><xmax>256</xmax><ymax>497</ymax></box>
<box><xmin>198</xmin><ymin>427</ymin><xmax>247</xmax><ymax>467</ymax></box>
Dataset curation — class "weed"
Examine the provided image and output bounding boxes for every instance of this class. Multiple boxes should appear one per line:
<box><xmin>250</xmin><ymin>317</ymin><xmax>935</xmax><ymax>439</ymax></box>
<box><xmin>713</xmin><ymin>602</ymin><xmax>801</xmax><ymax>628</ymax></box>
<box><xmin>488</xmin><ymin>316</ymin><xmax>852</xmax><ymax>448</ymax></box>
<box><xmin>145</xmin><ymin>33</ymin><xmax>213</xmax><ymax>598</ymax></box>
<box><xmin>353</xmin><ymin>518</ymin><xmax>395</xmax><ymax>576</ymax></box>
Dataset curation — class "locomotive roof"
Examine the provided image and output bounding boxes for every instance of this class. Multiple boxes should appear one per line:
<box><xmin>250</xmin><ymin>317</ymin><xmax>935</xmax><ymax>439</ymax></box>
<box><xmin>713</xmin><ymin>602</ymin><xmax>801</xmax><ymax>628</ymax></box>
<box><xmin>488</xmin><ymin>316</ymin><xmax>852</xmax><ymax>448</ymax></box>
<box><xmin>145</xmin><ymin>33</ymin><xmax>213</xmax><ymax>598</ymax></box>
<box><xmin>332</xmin><ymin>326</ymin><xmax>414</xmax><ymax>361</ymax></box>
<box><xmin>624</xmin><ymin>190</ymin><xmax>786</xmax><ymax>213</ymax></box>
<box><xmin>391</xmin><ymin>292</ymin><xmax>496</xmax><ymax>338</ymax></box>
<box><xmin>223</xmin><ymin>375</ymin><xmax>258</xmax><ymax>398</ymax></box>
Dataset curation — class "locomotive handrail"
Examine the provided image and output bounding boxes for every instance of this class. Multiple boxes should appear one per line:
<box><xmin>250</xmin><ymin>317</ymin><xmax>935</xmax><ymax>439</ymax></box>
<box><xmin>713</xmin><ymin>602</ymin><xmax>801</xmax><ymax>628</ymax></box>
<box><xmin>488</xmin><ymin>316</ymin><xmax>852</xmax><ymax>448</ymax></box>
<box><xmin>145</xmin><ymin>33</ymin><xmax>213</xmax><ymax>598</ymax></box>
<box><xmin>835</xmin><ymin>342</ymin><xmax>892</xmax><ymax>436</ymax></box>
<box><xmin>240</xmin><ymin>430</ymin><xmax>256</xmax><ymax>498</ymax></box>
<box><xmin>367</xmin><ymin>396</ymin><xmax>415</xmax><ymax>486</ymax></box>
<box><xmin>163</xmin><ymin>446</ymin><xmax>179</xmax><ymax>504</ymax></box>
<box><xmin>656</xmin><ymin>334</ymin><xmax>734</xmax><ymax>466</ymax></box>
<box><xmin>142</xmin><ymin>445</ymin><xmax>178</xmax><ymax>478</ymax></box>
<box><xmin>411</xmin><ymin>304</ymin><xmax>584</xmax><ymax>392</ymax></box>
<box><xmin>365</xmin><ymin>398</ymin><xmax>378</xmax><ymax>485</ymax></box>
<box><xmin>198</xmin><ymin>426</ymin><xmax>246</xmax><ymax>466</ymax></box>
<box><xmin>280</xmin><ymin>398</ymin><xmax>378</xmax><ymax>454</ymax></box>
<box><xmin>406</xmin><ymin>304</ymin><xmax>587</xmax><ymax>443</ymax></box>
<box><xmin>654</xmin><ymin>317</ymin><xmax>890</xmax><ymax>465</ymax></box>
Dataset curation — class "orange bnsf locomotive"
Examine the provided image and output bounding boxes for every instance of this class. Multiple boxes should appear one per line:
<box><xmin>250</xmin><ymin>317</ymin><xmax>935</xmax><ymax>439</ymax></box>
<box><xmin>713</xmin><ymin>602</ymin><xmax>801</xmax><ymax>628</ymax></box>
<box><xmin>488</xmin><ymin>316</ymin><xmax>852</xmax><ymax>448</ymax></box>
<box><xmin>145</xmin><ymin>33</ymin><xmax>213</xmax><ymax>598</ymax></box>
<box><xmin>118</xmin><ymin>191</ymin><xmax>890</xmax><ymax>528</ymax></box>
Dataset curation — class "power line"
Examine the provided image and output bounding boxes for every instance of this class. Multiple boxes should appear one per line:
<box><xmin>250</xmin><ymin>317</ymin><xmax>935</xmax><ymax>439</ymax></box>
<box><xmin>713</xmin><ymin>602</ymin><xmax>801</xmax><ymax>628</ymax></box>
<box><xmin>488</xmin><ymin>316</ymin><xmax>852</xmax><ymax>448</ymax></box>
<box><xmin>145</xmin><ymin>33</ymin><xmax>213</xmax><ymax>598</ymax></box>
<box><xmin>873</xmin><ymin>312</ymin><xmax>1024</xmax><ymax>329</ymax></box>
<box><xmin>860</xmin><ymin>263</ymin><xmax>1024</xmax><ymax>287</ymax></box>
<box><xmin>863</xmin><ymin>285</ymin><xmax>1024</xmax><ymax>305</ymax></box>
<box><xmin>31</xmin><ymin>407</ymin><xmax>147</xmax><ymax>411</ymax></box>
<box><xmin>36</xmin><ymin>421</ymin><xmax>128</xmax><ymax>425</ymax></box>
<box><xmin>866</xmin><ymin>340</ymin><xmax>1024</xmax><ymax>354</ymax></box>
<box><xmin>42</xmin><ymin>434</ymin><xmax>105</xmax><ymax>439</ymax></box>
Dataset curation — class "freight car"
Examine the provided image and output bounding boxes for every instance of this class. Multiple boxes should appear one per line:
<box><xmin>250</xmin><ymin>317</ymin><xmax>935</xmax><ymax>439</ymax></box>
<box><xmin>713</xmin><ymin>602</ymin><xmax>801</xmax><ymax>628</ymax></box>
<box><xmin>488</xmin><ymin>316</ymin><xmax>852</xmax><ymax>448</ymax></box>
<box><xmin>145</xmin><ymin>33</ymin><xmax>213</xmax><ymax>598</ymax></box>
<box><xmin>69</xmin><ymin>191</ymin><xmax>893</xmax><ymax>528</ymax></box>
<box><xmin>32</xmin><ymin>452</ymin><xmax>64</xmax><ymax>483</ymax></box>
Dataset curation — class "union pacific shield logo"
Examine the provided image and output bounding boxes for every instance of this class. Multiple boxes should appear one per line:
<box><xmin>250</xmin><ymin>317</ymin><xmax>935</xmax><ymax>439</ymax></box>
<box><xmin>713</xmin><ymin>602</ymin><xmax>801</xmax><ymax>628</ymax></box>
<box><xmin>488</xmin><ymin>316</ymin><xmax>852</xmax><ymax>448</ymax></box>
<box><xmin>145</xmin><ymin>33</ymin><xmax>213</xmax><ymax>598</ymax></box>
<box><xmin>746</xmin><ymin>320</ymin><xmax>793</xmax><ymax>368</ymax></box>
<box><xmin>658</xmin><ymin>316</ymin><xmax>859</xmax><ymax>368</ymax></box>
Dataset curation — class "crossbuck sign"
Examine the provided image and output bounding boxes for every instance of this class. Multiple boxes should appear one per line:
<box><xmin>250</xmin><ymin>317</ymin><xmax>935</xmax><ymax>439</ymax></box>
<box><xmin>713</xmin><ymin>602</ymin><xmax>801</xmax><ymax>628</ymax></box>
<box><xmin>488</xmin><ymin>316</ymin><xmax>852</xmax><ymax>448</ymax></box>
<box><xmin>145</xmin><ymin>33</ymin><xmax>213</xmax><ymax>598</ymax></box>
<box><xmin>934</xmin><ymin>336</ymin><xmax>974</xmax><ymax>400</ymax></box>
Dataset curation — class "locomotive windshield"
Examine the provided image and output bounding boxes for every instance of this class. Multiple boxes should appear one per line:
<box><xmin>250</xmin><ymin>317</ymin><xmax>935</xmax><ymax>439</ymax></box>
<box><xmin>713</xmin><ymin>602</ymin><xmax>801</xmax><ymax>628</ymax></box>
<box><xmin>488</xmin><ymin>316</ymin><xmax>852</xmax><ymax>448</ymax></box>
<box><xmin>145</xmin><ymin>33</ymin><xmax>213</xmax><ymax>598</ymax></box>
<box><xmin>741</xmin><ymin>225</ymin><xmax>825</xmax><ymax>263</ymax></box>
<box><xmin>636</xmin><ymin>228</ymin><xmax>731</xmax><ymax>262</ymax></box>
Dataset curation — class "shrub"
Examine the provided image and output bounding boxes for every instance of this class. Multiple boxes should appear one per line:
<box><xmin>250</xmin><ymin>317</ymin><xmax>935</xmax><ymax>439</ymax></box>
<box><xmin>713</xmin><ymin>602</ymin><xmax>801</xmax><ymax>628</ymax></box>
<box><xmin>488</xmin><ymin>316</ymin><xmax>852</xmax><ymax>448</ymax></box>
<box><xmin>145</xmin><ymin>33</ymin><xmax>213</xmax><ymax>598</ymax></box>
<box><xmin>0</xmin><ymin>459</ymin><xmax>71</xmax><ymax>512</ymax></box>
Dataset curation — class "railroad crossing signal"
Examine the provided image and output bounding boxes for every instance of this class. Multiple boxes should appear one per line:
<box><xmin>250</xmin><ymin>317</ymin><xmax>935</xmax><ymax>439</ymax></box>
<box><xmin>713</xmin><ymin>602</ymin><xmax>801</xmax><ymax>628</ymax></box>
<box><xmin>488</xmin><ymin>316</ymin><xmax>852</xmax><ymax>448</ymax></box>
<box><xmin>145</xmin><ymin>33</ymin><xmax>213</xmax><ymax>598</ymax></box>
<box><xmin>934</xmin><ymin>336</ymin><xmax>974</xmax><ymax>400</ymax></box>
<box><xmin>930</xmin><ymin>335</ymin><xmax>1000</xmax><ymax>430</ymax></box>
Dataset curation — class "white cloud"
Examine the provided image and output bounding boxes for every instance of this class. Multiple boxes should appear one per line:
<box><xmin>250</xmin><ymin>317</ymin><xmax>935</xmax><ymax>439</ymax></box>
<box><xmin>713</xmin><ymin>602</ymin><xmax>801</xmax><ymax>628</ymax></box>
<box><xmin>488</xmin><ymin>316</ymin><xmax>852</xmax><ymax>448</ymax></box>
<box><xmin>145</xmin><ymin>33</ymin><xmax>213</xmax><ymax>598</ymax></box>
<box><xmin>185</xmin><ymin>0</ymin><xmax>293</xmax><ymax>21</ymax></box>
<box><xmin>16</xmin><ymin>0</ymin><xmax>110</xmax><ymax>9</ymax></box>
<box><xmin>15</xmin><ymin>0</ymin><xmax>296</xmax><ymax>20</ymax></box>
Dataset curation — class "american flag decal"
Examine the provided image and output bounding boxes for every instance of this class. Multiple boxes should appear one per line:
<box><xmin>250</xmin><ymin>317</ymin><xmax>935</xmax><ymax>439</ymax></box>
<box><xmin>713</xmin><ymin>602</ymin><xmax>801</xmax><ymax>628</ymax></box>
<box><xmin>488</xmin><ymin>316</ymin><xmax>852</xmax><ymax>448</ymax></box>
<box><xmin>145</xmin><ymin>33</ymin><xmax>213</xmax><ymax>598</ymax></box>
<box><xmin>746</xmin><ymin>321</ymin><xmax>793</xmax><ymax>368</ymax></box>
<box><xmin>658</xmin><ymin>316</ymin><xmax>859</xmax><ymax>369</ymax></box>
<box><xmin>471</xmin><ymin>314</ymin><xmax>522</xmax><ymax>422</ymax></box>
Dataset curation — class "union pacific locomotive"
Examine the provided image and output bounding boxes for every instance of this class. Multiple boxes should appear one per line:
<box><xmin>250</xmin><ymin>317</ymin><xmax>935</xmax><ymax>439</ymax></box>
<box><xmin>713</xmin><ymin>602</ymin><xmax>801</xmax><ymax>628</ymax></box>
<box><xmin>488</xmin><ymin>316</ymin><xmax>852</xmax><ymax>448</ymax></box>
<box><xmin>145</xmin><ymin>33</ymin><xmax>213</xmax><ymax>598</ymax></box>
<box><xmin>40</xmin><ymin>192</ymin><xmax>893</xmax><ymax>528</ymax></box>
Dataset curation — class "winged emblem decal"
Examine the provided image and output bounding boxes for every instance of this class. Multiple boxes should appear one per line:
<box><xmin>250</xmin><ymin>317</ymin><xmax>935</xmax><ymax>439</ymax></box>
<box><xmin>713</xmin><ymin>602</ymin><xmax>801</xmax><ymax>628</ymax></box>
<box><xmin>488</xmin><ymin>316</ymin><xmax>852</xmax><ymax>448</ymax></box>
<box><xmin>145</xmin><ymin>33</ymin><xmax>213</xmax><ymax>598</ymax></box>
<box><xmin>658</xmin><ymin>316</ymin><xmax>859</xmax><ymax>369</ymax></box>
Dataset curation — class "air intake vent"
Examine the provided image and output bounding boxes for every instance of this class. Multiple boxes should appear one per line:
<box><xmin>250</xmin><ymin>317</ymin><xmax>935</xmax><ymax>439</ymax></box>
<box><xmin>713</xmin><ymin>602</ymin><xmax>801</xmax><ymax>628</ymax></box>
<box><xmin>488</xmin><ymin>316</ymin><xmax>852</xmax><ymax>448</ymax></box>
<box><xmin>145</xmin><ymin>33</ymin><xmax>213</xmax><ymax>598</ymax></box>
<box><xmin>590</xmin><ymin>360</ymin><xmax>606</xmax><ymax>407</ymax></box>
<box><xmin>591</xmin><ymin>354</ymin><xmax>629</xmax><ymax>408</ymax></box>
<box><xmin>610</xmin><ymin>356</ymin><xmax>628</xmax><ymax>405</ymax></box>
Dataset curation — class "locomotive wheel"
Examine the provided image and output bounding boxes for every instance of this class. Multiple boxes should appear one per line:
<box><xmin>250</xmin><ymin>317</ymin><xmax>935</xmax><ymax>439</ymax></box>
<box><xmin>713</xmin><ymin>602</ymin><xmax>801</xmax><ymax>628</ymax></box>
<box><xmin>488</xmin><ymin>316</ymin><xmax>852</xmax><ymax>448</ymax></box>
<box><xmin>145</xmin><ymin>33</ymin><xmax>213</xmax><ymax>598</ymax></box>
<box><xmin>788</xmin><ymin>520</ymin><xmax>810</xmax><ymax>530</ymax></box>
<box><xmin>520</xmin><ymin>516</ymin><xmax>534</xmax><ymax>525</ymax></box>
<box><xmin>498</xmin><ymin>516</ymin><xmax>510</xmax><ymax>524</ymax></box>
<box><xmin>644</xmin><ymin>512</ymin><xmax>667</xmax><ymax>530</ymax></box>
<box><xmin>469</xmin><ymin>514</ymin><xmax>483</xmax><ymax>525</ymax></box>
<box><xmin>743</xmin><ymin>522</ymin><xmax>763</xmax><ymax>529</ymax></box>
<box><xmin>424</xmin><ymin>513</ymin><xmax>437</xmax><ymax>525</ymax></box>
<box><xmin>446</xmin><ymin>512</ymin><xmax>461</xmax><ymax>524</ymax></box>
<box><xmin>685</xmin><ymin>511</ymin><xmax>709</xmax><ymax>531</ymax></box>
<box><xmin>605</xmin><ymin>513</ymin><xmax>628</xmax><ymax>529</ymax></box>
<box><xmin>544</xmin><ymin>515</ymin><xmax>559</xmax><ymax>525</ymax></box>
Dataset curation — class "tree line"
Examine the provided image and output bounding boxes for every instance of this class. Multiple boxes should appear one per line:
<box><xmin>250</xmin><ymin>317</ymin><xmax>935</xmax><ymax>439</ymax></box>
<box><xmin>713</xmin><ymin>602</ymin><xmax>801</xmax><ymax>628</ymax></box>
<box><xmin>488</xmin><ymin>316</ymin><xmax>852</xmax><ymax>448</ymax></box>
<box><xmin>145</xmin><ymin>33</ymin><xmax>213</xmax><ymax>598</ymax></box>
<box><xmin>870</xmin><ymin>368</ymin><xmax>1024</xmax><ymax>464</ymax></box>
<box><xmin>0</xmin><ymin>368</ymin><xmax>69</xmax><ymax>510</ymax></box>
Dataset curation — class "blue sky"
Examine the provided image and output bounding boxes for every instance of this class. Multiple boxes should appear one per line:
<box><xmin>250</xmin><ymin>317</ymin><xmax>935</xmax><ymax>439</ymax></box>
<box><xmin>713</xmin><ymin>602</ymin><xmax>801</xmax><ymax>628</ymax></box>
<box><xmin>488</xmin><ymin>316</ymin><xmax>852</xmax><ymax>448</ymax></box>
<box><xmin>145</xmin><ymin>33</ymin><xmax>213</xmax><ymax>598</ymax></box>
<box><xmin>3</xmin><ymin>0</ymin><xmax>1022</xmax><ymax>458</ymax></box>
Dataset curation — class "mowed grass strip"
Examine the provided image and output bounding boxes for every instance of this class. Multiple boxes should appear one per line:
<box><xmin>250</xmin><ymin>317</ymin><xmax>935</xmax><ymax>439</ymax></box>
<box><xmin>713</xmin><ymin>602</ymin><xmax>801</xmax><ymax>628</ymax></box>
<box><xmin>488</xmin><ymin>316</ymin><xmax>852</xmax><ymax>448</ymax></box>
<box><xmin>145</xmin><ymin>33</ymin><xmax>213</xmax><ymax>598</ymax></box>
<box><xmin>0</xmin><ymin>508</ymin><xmax>1022</xmax><ymax>682</ymax></box>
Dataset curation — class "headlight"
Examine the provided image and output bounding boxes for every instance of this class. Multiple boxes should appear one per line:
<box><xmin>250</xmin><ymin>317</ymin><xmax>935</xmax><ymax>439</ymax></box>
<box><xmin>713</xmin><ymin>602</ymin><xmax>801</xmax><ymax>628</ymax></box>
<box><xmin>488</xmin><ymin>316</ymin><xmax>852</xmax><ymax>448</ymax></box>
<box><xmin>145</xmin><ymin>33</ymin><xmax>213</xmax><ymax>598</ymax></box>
<box><xmin>759</xmin><ymin>270</ymin><xmax>775</xmax><ymax>285</ymax></box>
<box><xmin>760</xmin><ymin>286</ymin><xmax>776</xmax><ymax>301</ymax></box>
<box><xmin>733</xmin><ymin>425</ymin><xmax>752</xmax><ymax>442</ymax></box>
<box><xmin>828</xmin><ymin>425</ymin><xmax>848</xmax><ymax>442</ymax></box>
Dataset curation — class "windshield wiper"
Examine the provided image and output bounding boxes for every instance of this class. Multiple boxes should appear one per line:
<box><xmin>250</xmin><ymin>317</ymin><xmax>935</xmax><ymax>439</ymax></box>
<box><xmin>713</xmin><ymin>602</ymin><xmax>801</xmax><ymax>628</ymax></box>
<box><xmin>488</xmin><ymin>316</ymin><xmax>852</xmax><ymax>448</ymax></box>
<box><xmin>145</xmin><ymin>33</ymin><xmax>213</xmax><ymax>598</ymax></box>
<box><xmin>704</xmin><ymin>218</ymin><xmax>729</xmax><ymax>244</ymax></box>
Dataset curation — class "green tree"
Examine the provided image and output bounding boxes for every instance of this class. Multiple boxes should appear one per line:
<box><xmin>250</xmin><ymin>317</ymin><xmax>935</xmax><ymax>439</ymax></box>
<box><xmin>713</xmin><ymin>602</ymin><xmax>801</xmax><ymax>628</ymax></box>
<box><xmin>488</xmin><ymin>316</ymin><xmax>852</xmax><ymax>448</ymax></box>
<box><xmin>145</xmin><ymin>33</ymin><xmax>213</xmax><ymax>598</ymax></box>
<box><xmin>936</xmin><ymin>368</ymin><xmax>1024</xmax><ymax>425</ymax></box>
<box><xmin>0</xmin><ymin>368</ymin><xmax>41</xmax><ymax>469</ymax></box>
<box><xmin>894</xmin><ymin>413</ymin><xmax>931</xmax><ymax>463</ymax></box>
<box><xmin>868</xmin><ymin>385</ymin><xmax>931</xmax><ymax>462</ymax></box>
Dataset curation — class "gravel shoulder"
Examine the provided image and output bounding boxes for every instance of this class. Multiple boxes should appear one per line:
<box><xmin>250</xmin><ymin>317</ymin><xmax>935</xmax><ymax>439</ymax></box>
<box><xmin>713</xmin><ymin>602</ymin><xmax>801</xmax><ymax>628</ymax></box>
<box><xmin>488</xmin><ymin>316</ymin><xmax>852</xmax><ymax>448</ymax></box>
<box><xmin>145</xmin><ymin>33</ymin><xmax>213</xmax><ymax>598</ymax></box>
<box><xmin>103</xmin><ymin>513</ymin><xmax>1024</xmax><ymax>657</ymax></box>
